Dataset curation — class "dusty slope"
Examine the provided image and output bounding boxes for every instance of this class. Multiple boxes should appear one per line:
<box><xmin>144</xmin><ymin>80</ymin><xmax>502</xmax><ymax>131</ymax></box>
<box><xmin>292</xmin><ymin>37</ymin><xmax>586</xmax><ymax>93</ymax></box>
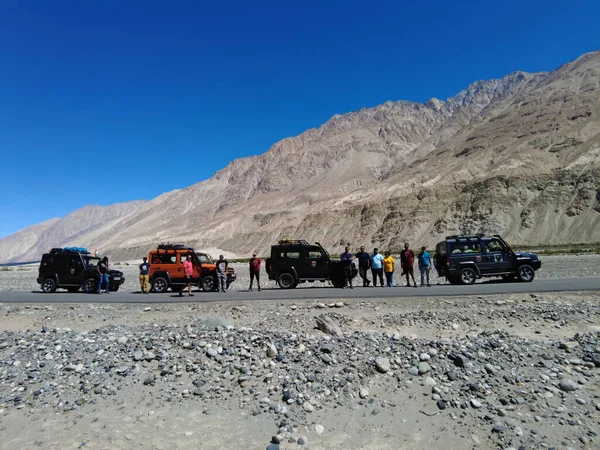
<box><xmin>1</xmin><ymin>51</ymin><xmax>599</xmax><ymax>263</ymax></box>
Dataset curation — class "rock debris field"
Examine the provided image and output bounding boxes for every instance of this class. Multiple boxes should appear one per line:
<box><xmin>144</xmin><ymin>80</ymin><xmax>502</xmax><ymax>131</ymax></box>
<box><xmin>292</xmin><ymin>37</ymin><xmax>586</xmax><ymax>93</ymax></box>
<box><xmin>0</xmin><ymin>255</ymin><xmax>599</xmax><ymax>449</ymax></box>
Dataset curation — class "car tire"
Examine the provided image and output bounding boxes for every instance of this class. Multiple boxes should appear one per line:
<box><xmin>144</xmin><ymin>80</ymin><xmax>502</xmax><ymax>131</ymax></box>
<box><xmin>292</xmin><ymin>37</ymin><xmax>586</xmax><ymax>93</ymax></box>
<box><xmin>42</xmin><ymin>278</ymin><xmax>57</xmax><ymax>293</ymax></box>
<box><xmin>67</xmin><ymin>286</ymin><xmax>80</xmax><ymax>293</ymax></box>
<box><xmin>448</xmin><ymin>276</ymin><xmax>459</xmax><ymax>285</ymax></box>
<box><xmin>516</xmin><ymin>265</ymin><xmax>535</xmax><ymax>282</ymax></box>
<box><xmin>201</xmin><ymin>275</ymin><xmax>216</xmax><ymax>292</ymax></box>
<box><xmin>331</xmin><ymin>276</ymin><xmax>345</xmax><ymax>288</ymax></box>
<box><xmin>458</xmin><ymin>268</ymin><xmax>476</xmax><ymax>285</ymax></box>
<box><xmin>152</xmin><ymin>277</ymin><xmax>169</xmax><ymax>293</ymax></box>
<box><xmin>277</xmin><ymin>273</ymin><xmax>296</xmax><ymax>289</ymax></box>
<box><xmin>83</xmin><ymin>278</ymin><xmax>96</xmax><ymax>293</ymax></box>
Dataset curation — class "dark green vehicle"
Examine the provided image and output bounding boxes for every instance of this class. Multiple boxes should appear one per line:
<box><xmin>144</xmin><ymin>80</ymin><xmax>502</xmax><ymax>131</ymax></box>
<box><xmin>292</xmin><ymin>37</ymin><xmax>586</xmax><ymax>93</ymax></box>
<box><xmin>266</xmin><ymin>239</ymin><xmax>358</xmax><ymax>289</ymax></box>
<box><xmin>37</xmin><ymin>247</ymin><xmax>125</xmax><ymax>293</ymax></box>
<box><xmin>434</xmin><ymin>234</ymin><xmax>542</xmax><ymax>285</ymax></box>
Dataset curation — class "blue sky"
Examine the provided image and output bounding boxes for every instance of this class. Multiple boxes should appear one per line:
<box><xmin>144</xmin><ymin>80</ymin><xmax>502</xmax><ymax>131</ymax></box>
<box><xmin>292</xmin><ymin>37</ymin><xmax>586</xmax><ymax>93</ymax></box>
<box><xmin>1</xmin><ymin>0</ymin><xmax>598</xmax><ymax>238</ymax></box>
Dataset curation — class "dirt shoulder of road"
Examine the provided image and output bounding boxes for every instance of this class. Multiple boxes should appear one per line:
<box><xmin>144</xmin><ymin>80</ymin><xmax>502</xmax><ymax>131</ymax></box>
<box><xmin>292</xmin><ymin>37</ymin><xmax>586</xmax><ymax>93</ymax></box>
<box><xmin>1</xmin><ymin>290</ymin><xmax>599</xmax><ymax>450</ymax></box>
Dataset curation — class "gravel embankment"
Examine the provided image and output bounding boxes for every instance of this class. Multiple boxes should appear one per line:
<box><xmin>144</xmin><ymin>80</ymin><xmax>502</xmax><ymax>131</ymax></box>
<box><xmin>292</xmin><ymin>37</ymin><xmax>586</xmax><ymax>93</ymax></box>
<box><xmin>1</xmin><ymin>292</ymin><xmax>599</xmax><ymax>449</ymax></box>
<box><xmin>2</xmin><ymin>254</ymin><xmax>600</xmax><ymax>292</ymax></box>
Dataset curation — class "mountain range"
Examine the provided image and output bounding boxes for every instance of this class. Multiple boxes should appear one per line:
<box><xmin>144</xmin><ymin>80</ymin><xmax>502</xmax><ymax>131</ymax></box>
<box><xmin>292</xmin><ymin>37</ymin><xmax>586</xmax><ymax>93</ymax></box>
<box><xmin>1</xmin><ymin>51</ymin><xmax>599</xmax><ymax>263</ymax></box>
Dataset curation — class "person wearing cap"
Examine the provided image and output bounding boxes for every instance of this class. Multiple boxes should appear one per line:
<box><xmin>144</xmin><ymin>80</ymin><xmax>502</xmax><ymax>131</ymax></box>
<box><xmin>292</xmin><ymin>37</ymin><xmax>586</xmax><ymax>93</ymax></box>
<box><xmin>139</xmin><ymin>256</ymin><xmax>150</xmax><ymax>294</ymax></box>
<box><xmin>249</xmin><ymin>252</ymin><xmax>261</xmax><ymax>291</ymax></box>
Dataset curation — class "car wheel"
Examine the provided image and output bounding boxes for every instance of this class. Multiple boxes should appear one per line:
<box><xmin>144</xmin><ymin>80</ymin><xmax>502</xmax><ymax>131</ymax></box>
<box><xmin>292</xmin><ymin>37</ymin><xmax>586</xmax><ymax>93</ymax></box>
<box><xmin>277</xmin><ymin>273</ymin><xmax>296</xmax><ymax>289</ymax></box>
<box><xmin>67</xmin><ymin>287</ymin><xmax>80</xmax><ymax>293</ymax></box>
<box><xmin>458</xmin><ymin>268</ymin><xmax>476</xmax><ymax>285</ymax></box>
<box><xmin>201</xmin><ymin>276</ymin><xmax>216</xmax><ymax>292</ymax></box>
<box><xmin>516</xmin><ymin>265</ymin><xmax>535</xmax><ymax>282</ymax></box>
<box><xmin>83</xmin><ymin>278</ymin><xmax>96</xmax><ymax>293</ymax></box>
<box><xmin>152</xmin><ymin>277</ymin><xmax>169</xmax><ymax>293</ymax></box>
<box><xmin>42</xmin><ymin>278</ymin><xmax>57</xmax><ymax>293</ymax></box>
<box><xmin>331</xmin><ymin>276</ymin><xmax>345</xmax><ymax>288</ymax></box>
<box><xmin>448</xmin><ymin>276</ymin><xmax>459</xmax><ymax>285</ymax></box>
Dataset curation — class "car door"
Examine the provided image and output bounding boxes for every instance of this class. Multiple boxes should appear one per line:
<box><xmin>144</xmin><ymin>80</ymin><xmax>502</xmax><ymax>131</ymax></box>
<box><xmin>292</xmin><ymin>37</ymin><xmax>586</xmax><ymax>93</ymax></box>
<box><xmin>479</xmin><ymin>239</ymin><xmax>514</xmax><ymax>275</ymax></box>
<box><xmin>303</xmin><ymin>246</ymin><xmax>329</xmax><ymax>279</ymax></box>
<box><xmin>57</xmin><ymin>255</ymin><xmax>83</xmax><ymax>285</ymax></box>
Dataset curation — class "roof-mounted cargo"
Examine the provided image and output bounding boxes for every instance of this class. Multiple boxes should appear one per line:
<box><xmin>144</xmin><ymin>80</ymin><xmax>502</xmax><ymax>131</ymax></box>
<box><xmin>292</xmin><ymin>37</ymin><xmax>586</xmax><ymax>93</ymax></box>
<box><xmin>49</xmin><ymin>247</ymin><xmax>90</xmax><ymax>255</ymax></box>
<box><xmin>444</xmin><ymin>234</ymin><xmax>485</xmax><ymax>241</ymax></box>
<box><xmin>156</xmin><ymin>243</ymin><xmax>195</xmax><ymax>251</ymax></box>
<box><xmin>278</xmin><ymin>239</ymin><xmax>310</xmax><ymax>245</ymax></box>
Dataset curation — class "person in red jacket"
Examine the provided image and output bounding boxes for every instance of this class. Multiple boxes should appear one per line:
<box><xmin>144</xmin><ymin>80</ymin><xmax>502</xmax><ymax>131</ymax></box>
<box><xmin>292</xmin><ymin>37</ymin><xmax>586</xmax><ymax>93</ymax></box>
<box><xmin>400</xmin><ymin>242</ymin><xmax>418</xmax><ymax>288</ymax></box>
<box><xmin>249</xmin><ymin>253</ymin><xmax>261</xmax><ymax>291</ymax></box>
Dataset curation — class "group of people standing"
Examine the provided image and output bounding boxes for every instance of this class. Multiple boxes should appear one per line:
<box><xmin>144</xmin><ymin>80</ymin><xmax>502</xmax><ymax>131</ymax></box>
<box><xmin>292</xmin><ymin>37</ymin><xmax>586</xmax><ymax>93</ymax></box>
<box><xmin>345</xmin><ymin>243</ymin><xmax>432</xmax><ymax>288</ymax></box>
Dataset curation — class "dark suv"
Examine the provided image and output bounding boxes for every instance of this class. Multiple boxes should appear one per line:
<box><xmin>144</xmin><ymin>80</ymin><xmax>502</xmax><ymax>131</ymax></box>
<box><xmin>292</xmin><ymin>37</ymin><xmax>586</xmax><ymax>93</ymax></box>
<box><xmin>266</xmin><ymin>239</ymin><xmax>358</xmax><ymax>289</ymax></box>
<box><xmin>434</xmin><ymin>234</ymin><xmax>541</xmax><ymax>285</ymax></box>
<box><xmin>37</xmin><ymin>247</ymin><xmax>125</xmax><ymax>293</ymax></box>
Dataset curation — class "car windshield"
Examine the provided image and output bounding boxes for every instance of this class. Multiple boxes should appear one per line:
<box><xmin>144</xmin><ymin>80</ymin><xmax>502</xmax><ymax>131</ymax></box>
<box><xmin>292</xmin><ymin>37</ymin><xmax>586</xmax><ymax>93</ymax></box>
<box><xmin>196</xmin><ymin>253</ymin><xmax>214</xmax><ymax>264</ymax></box>
<box><xmin>84</xmin><ymin>256</ymin><xmax>100</xmax><ymax>268</ymax></box>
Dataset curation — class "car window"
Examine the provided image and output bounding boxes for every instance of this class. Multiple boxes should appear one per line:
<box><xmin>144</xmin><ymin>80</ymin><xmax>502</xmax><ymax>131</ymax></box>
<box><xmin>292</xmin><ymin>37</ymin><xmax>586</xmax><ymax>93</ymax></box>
<box><xmin>273</xmin><ymin>248</ymin><xmax>302</xmax><ymax>259</ymax></box>
<box><xmin>436</xmin><ymin>243</ymin><xmax>446</xmax><ymax>255</ymax></box>
<box><xmin>450</xmin><ymin>240</ymin><xmax>480</xmax><ymax>254</ymax></box>
<box><xmin>152</xmin><ymin>254</ymin><xmax>178</xmax><ymax>264</ymax></box>
<box><xmin>308</xmin><ymin>247</ymin><xmax>323</xmax><ymax>259</ymax></box>
<box><xmin>485</xmin><ymin>240</ymin><xmax>504</xmax><ymax>252</ymax></box>
<box><xmin>197</xmin><ymin>253</ymin><xmax>214</xmax><ymax>264</ymax></box>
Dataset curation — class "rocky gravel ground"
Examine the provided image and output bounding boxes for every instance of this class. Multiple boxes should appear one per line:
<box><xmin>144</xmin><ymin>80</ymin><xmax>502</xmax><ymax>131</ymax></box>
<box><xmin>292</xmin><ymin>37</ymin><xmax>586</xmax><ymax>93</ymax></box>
<box><xmin>1</xmin><ymin>254</ymin><xmax>600</xmax><ymax>293</ymax></box>
<box><xmin>1</xmin><ymin>288</ymin><xmax>599</xmax><ymax>449</ymax></box>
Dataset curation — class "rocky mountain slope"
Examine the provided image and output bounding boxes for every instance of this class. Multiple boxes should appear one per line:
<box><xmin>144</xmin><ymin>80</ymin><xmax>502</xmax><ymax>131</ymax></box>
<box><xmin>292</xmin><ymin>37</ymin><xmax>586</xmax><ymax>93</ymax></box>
<box><xmin>1</xmin><ymin>51</ymin><xmax>599</xmax><ymax>263</ymax></box>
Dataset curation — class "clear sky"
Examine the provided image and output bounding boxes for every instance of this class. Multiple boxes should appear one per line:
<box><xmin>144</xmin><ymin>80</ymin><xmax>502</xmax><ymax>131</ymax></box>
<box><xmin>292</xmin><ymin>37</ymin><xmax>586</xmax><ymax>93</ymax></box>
<box><xmin>1</xmin><ymin>0</ymin><xmax>598</xmax><ymax>238</ymax></box>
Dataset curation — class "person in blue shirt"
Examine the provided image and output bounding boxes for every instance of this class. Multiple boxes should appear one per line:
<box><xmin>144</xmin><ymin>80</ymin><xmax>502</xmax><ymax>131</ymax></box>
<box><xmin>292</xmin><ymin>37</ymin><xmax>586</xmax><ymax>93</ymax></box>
<box><xmin>418</xmin><ymin>246</ymin><xmax>432</xmax><ymax>287</ymax></box>
<box><xmin>370</xmin><ymin>248</ymin><xmax>384</xmax><ymax>287</ymax></box>
<box><xmin>139</xmin><ymin>256</ymin><xmax>150</xmax><ymax>294</ymax></box>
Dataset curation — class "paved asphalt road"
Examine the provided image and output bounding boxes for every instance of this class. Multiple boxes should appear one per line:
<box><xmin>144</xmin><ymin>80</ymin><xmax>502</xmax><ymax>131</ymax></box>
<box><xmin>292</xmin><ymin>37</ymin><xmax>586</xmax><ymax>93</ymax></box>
<box><xmin>1</xmin><ymin>278</ymin><xmax>599</xmax><ymax>303</ymax></box>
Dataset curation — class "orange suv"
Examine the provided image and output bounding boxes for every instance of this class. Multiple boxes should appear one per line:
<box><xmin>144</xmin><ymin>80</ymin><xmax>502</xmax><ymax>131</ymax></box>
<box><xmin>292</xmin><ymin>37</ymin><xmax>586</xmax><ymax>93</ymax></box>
<box><xmin>148</xmin><ymin>244</ymin><xmax>236</xmax><ymax>293</ymax></box>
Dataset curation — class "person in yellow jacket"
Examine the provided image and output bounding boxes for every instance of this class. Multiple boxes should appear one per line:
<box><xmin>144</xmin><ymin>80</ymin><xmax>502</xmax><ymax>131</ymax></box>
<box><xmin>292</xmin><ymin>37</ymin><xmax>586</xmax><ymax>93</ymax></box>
<box><xmin>383</xmin><ymin>250</ymin><xmax>395</xmax><ymax>287</ymax></box>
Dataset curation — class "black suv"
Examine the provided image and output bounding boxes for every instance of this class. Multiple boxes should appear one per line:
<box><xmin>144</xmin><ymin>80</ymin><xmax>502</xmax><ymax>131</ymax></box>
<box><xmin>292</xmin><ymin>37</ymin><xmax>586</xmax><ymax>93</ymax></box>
<box><xmin>265</xmin><ymin>239</ymin><xmax>358</xmax><ymax>289</ymax></box>
<box><xmin>37</xmin><ymin>247</ymin><xmax>125</xmax><ymax>293</ymax></box>
<box><xmin>434</xmin><ymin>234</ymin><xmax>541</xmax><ymax>285</ymax></box>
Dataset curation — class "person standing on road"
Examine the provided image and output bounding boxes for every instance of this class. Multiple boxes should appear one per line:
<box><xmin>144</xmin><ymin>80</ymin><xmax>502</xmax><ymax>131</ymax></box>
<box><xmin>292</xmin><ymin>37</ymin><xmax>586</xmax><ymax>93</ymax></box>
<box><xmin>370</xmin><ymin>248</ymin><xmax>384</xmax><ymax>287</ymax></box>
<box><xmin>355</xmin><ymin>246</ymin><xmax>371</xmax><ymax>287</ymax></box>
<box><xmin>418</xmin><ymin>246</ymin><xmax>432</xmax><ymax>287</ymax></box>
<box><xmin>383</xmin><ymin>250</ymin><xmax>395</xmax><ymax>287</ymax></box>
<box><xmin>97</xmin><ymin>256</ymin><xmax>110</xmax><ymax>294</ymax></box>
<box><xmin>139</xmin><ymin>256</ymin><xmax>150</xmax><ymax>294</ymax></box>
<box><xmin>181</xmin><ymin>255</ymin><xmax>194</xmax><ymax>297</ymax></box>
<box><xmin>216</xmin><ymin>255</ymin><xmax>228</xmax><ymax>292</ymax></box>
<box><xmin>249</xmin><ymin>253</ymin><xmax>261</xmax><ymax>291</ymax></box>
<box><xmin>340</xmin><ymin>246</ymin><xmax>354</xmax><ymax>289</ymax></box>
<box><xmin>400</xmin><ymin>243</ymin><xmax>418</xmax><ymax>287</ymax></box>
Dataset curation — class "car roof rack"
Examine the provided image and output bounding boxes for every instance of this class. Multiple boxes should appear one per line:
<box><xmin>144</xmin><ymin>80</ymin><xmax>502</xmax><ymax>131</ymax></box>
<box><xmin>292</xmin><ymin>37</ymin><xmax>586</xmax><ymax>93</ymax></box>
<box><xmin>49</xmin><ymin>247</ymin><xmax>90</xmax><ymax>254</ymax></box>
<box><xmin>278</xmin><ymin>239</ymin><xmax>310</xmax><ymax>245</ymax></box>
<box><xmin>156</xmin><ymin>243</ymin><xmax>195</xmax><ymax>251</ymax></box>
<box><xmin>445</xmin><ymin>234</ymin><xmax>485</xmax><ymax>240</ymax></box>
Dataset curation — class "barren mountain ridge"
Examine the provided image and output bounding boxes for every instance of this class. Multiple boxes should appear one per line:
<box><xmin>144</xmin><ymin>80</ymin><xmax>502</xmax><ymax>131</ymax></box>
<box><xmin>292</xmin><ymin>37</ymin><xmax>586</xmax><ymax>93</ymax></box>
<box><xmin>1</xmin><ymin>51</ymin><xmax>599</xmax><ymax>263</ymax></box>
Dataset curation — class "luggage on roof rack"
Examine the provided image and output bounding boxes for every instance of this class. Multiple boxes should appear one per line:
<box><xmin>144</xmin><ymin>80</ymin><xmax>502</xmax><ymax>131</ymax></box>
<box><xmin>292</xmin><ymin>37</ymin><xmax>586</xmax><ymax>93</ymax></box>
<box><xmin>278</xmin><ymin>239</ymin><xmax>310</xmax><ymax>245</ymax></box>
<box><xmin>50</xmin><ymin>247</ymin><xmax>90</xmax><ymax>254</ymax></box>
<box><xmin>156</xmin><ymin>243</ymin><xmax>194</xmax><ymax>251</ymax></box>
<box><xmin>444</xmin><ymin>234</ymin><xmax>485</xmax><ymax>240</ymax></box>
